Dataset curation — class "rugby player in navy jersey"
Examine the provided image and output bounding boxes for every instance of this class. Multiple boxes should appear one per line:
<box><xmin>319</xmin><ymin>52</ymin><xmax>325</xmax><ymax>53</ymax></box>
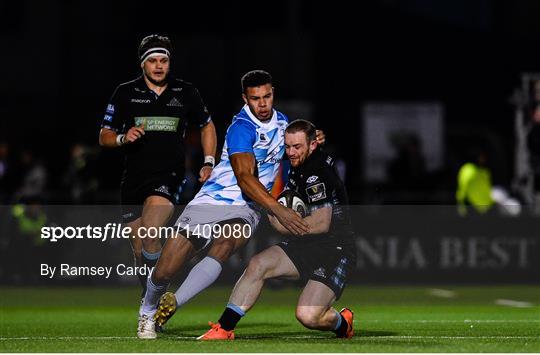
<box><xmin>198</xmin><ymin>120</ymin><xmax>354</xmax><ymax>340</ymax></box>
<box><xmin>98</xmin><ymin>34</ymin><xmax>217</xmax><ymax>300</ymax></box>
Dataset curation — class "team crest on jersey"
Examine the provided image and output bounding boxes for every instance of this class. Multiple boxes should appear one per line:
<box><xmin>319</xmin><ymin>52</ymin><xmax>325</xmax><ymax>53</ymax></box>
<box><xmin>306</xmin><ymin>182</ymin><xmax>326</xmax><ymax>203</ymax></box>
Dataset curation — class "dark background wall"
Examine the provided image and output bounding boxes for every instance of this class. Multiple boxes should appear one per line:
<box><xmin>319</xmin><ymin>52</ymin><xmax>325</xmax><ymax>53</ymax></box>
<box><xmin>2</xmin><ymin>0</ymin><xmax>540</xmax><ymax>203</ymax></box>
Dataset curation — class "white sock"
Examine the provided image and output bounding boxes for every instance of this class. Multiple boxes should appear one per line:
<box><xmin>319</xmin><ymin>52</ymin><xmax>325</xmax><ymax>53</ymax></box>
<box><xmin>140</xmin><ymin>273</ymin><xmax>167</xmax><ymax>317</ymax></box>
<box><xmin>175</xmin><ymin>256</ymin><xmax>222</xmax><ymax>307</ymax></box>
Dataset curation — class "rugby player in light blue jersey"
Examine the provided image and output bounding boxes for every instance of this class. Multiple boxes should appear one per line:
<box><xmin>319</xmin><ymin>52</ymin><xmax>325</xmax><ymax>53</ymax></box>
<box><xmin>137</xmin><ymin>70</ymin><xmax>324</xmax><ymax>339</ymax></box>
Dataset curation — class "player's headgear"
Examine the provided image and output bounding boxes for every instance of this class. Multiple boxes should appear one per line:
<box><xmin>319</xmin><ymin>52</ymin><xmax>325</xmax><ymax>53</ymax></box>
<box><xmin>286</xmin><ymin>119</ymin><xmax>317</xmax><ymax>142</ymax></box>
<box><xmin>138</xmin><ymin>34</ymin><xmax>172</xmax><ymax>63</ymax></box>
<box><xmin>241</xmin><ymin>70</ymin><xmax>272</xmax><ymax>93</ymax></box>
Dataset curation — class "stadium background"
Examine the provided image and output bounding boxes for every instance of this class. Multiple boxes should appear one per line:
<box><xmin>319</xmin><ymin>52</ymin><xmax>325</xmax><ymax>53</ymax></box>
<box><xmin>1</xmin><ymin>1</ymin><xmax>539</xmax><ymax>352</ymax></box>
<box><xmin>1</xmin><ymin>1</ymin><xmax>539</xmax><ymax>289</ymax></box>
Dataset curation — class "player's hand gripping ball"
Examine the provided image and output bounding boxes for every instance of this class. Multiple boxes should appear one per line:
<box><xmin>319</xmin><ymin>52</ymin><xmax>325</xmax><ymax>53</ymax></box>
<box><xmin>277</xmin><ymin>190</ymin><xmax>308</xmax><ymax>218</ymax></box>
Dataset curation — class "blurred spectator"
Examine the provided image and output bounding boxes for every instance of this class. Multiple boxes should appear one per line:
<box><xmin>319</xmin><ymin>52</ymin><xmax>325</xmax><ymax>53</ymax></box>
<box><xmin>63</xmin><ymin>144</ymin><xmax>99</xmax><ymax>203</ymax></box>
<box><xmin>15</xmin><ymin>150</ymin><xmax>47</xmax><ymax>202</ymax></box>
<box><xmin>3</xmin><ymin>197</ymin><xmax>48</xmax><ymax>283</ymax></box>
<box><xmin>0</xmin><ymin>141</ymin><xmax>13</xmax><ymax>203</ymax></box>
<box><xmin>456</xmin><ymin>148</ymin><xmax>494</xmax><ymax>216</ymax></box>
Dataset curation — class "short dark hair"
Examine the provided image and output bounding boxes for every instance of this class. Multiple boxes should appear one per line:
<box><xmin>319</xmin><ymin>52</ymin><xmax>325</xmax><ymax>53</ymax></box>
<box><xmin>285</xmin><ymin>119</ymin><xmax>316</xmax><ymax>142</ymax></box>
<box><xmin>241</xmin><ymin>70</ymin><xmax>272</xmax><ymax>93</ymax></box>
<box><xmin>138</xmin><ymin>34</ymin><xmax>172</xmax><ymax>60</ymax></box>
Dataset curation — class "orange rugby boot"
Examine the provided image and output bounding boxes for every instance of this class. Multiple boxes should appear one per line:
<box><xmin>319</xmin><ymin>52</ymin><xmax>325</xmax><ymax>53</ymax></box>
<box><xmin>197</xmin><ymin>322</ymin><xmax>235</xmax><ymax>340</ymax></box>
<box><xmin>337</xmin><ymin>308</ymin><xmax>354</xmax><ymax>339</ymax></box>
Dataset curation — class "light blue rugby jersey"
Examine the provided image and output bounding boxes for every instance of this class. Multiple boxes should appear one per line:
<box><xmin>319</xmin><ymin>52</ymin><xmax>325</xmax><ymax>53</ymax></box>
<box><xmin>190</xmin><ymin>105</ymin><xmax>289</xmax><ymax>206</ymax></box>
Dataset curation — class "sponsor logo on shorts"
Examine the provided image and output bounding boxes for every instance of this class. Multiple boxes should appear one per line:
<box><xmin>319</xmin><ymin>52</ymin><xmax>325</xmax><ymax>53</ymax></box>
<box><xmin>104</xmin><ymin>114</ymin><xmax>113</xmax><ymax>122</ymax></box>
<box><xmin>314</xmin><ymin>267</ymin><xmax>327</xmax><ymax>278</ymax></box>
<box><xmin>106</xmin><ymin>104</ymin><xmax>115</xmax><ymax>114</ymax></box>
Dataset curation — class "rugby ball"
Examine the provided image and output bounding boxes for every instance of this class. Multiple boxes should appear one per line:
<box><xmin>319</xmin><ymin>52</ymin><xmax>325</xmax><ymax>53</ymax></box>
<box><xmin>277</xmin><ymin>190</ymin><xmax>308</xmax><ymax>217</ymax></box>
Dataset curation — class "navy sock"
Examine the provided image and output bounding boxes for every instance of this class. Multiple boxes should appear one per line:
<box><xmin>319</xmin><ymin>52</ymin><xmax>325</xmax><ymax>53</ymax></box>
<box><xmin>333</xmin><ymin>313</ymin><xmax>348</xmax><ymax>337</ymax></box>
<box><xmin>218</xmin><ymin>303</ymin><xmax>245</xmax><ymax>331</ymax></box>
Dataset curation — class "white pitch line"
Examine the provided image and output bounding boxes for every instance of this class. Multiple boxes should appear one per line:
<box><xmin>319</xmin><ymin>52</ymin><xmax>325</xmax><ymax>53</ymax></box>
<box><xmin>366</xmin><ymin>319</ymin><xmax>539</xmax><ymax>323</ymax></box>
<box><xmin>428</xmin><ymin>288</ymin><xmax>457</xmax><ymax>298</ymax></box>
<box><xmin>1</xmin><ymin>335</ymin><xmax>539</xmax><ymax>341</ymax></box>
<box><xmin>495</xmin><ymin>299</ymin><xmax>534</xmax><ymax>308</ymax></box>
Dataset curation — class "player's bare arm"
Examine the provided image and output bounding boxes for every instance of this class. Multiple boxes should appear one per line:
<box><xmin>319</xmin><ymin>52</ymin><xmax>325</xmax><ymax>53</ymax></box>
<box><xmin>302</xmin><ymin>206</ymin><xmax>332</xmax><ymax>233</ymax></box>
<box><xmin>199</xmin><ymin>120</ymin><xmax>217</xmax><ymax>182</ymax></box>
<box><xmin>98</xmin><ymin>125</ymin><xmax>145</xmax><ymax>147</ymax></box>
<box><xmin>269</xmin><ymin>205</ymin><xmax>332</xmax><ymax>235</ymax></box>
<box><xmin>230</xmin><ymin>152</ymin><xmax>309</xmax><ymax>235</ymax></box>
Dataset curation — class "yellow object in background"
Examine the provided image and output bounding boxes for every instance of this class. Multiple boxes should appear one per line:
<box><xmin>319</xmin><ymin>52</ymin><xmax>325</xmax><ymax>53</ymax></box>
<box><xmin>456</xmin><ymin>162</ymin><xmax>494</xmax><ymax>215</ymax></box>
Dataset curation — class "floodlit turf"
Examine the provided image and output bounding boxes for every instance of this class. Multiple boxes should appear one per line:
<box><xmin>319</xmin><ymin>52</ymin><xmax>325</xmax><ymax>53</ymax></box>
<box><xmin>0</xmin><ymin>285</ymin><xmax>539</xmax><ymax>352</ymax></box>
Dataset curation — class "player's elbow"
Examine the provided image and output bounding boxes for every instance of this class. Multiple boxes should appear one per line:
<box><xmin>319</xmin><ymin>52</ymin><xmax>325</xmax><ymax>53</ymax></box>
<box><xmin>99</xmin><ymin>129</ymin><xmax>116</xmax><ymax>147</ymax></box>
<box><xmin>98</xmin><ymin>129</ymin><xmax>108</xmax><ymax>147</ymax></box>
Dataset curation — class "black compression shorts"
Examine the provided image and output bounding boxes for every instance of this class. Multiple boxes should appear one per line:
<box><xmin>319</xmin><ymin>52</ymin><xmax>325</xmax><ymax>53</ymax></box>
<box><xmin>277</xmin><ymin>237</ymin><xmax>354</xmax><ymax>300</ymax></box>
<box><xmin>120</xmin><ymin>173</ymin><xmax>185</xmax><ymax>223</ymax></box>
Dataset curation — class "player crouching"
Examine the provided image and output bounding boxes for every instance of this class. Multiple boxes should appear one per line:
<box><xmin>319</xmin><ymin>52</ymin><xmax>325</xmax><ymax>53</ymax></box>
<box><xmin>198</xmin><ymin>119</ymin><xmax>356</xmax><ymax>340</ymax></box>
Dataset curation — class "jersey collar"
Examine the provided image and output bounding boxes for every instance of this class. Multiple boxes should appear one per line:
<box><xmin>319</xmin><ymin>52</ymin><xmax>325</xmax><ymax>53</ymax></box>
<box><xmin>135</xmin><ymin>74</ymin><xmax>175</xmax><ymax>94</ymax></box>
<box><xmin>242</xmin><ymin>104</ymin><xmax>277</xmax><ymax>127</ymax></box>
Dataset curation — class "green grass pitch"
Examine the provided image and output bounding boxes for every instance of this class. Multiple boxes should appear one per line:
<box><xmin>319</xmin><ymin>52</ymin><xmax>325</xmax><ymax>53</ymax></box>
<box><xmin>1</xmin><ymin>285</ymin><xmax>539</xmax><ymax>352</ymax></box>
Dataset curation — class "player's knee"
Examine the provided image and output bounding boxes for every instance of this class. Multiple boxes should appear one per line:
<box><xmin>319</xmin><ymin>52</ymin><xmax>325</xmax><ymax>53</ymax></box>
<box><xmin>131</xmin><ymin>245</ymin><xmax>142</xmax><ymax>260</ymax></box>
<box><xmin>295</xmin><ymin>308</ymin><xmax>322</xmax><ymax>329</ymax></box>
<box><xmin>141</xmin><ymin>236</ymin><xmax>161</xmax><ymax>250</ymax></box>
<box><xmin>207</xmin><ymin>238</ymin><xmax>235</xmax><ymax>263</ymax></box>
<box><xmin>152</xmin><ymin>265</ymin><xmax>174</xmax><ymax>284</ymax></box>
